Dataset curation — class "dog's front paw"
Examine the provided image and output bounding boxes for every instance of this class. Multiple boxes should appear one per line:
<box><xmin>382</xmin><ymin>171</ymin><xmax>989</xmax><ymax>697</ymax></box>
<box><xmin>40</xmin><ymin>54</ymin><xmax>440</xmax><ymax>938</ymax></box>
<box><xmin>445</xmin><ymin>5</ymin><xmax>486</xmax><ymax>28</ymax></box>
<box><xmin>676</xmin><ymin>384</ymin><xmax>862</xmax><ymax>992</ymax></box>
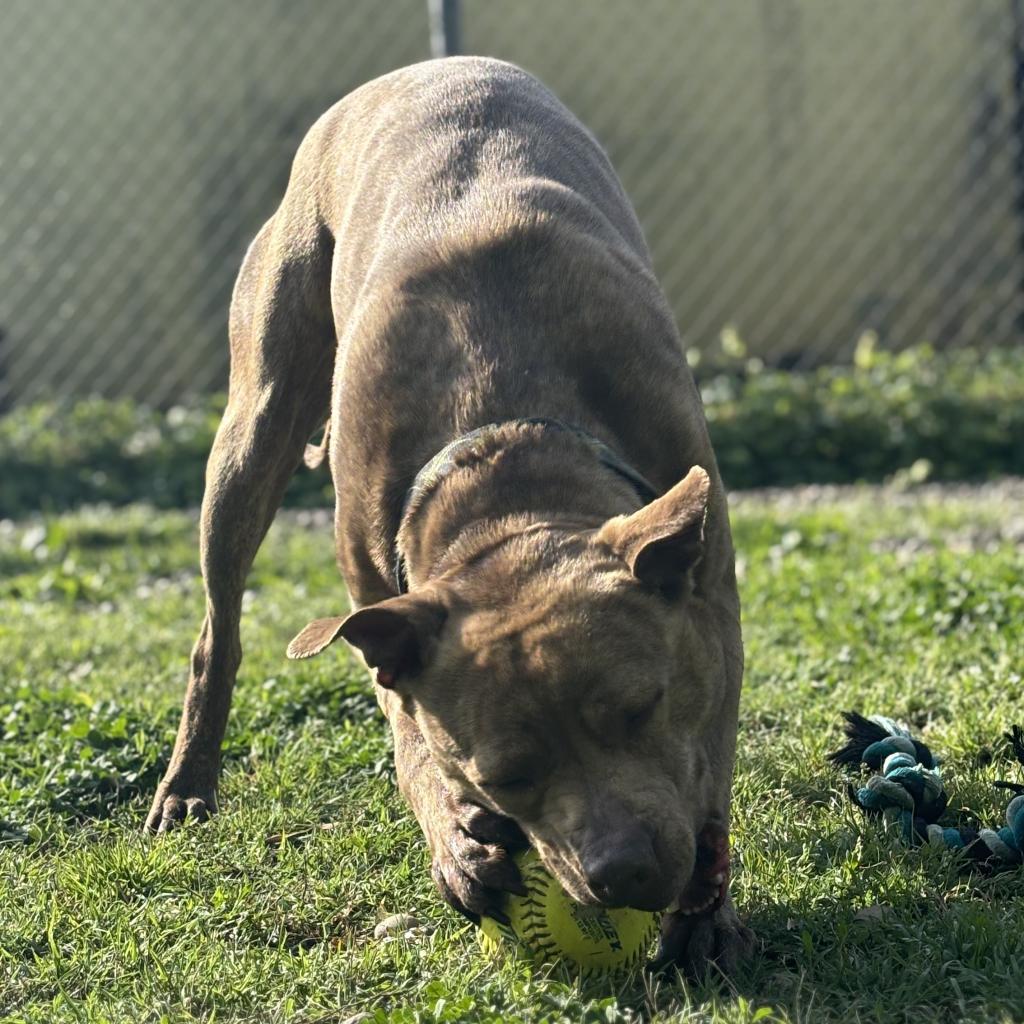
<box><xmin>650</xmin><ymin>895</ymin><xmax>755</xmax><ymax>979</ymax></box>
<box><xmin>144</xmin><ymin>773</ymin><xmax>218</xmax><ymax>833</ymax></box>
<box><xmin>427</xmin><ymin>791</ymin><xmax>529</xmax><ymax>924</ymax></box>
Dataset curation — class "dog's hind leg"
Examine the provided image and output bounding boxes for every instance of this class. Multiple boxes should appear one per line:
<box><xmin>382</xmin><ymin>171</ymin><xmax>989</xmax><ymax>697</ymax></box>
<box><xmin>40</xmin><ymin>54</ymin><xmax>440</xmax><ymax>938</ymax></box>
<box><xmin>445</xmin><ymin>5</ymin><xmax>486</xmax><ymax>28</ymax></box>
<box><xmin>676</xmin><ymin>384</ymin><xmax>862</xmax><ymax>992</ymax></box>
<box><xmin>146</xmin><ymin>209</ymin><xmax>335</xmax><ymax>831</ymax></box>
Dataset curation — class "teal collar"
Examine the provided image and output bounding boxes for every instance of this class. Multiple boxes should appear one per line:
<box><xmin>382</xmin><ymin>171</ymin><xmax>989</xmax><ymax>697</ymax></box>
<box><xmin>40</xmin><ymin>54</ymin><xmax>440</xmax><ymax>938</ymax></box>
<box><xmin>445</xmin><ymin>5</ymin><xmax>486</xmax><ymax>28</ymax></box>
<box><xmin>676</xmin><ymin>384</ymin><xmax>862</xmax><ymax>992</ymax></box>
<box><xmin>393</xmin><ymin>417</ymin><xmax>658</xmax><ymax>593</ymax></box>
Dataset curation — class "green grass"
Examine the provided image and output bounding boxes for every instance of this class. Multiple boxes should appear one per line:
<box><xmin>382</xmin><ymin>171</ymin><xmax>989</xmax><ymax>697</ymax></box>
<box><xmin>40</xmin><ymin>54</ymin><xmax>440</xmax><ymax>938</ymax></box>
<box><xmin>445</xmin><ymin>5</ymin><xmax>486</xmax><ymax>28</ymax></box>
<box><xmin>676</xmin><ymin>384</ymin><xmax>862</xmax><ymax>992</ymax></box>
<box><xmin>2</xmin><ymin>484</ymin><xmax>1024</xmax><ymax>1023</ymax></box>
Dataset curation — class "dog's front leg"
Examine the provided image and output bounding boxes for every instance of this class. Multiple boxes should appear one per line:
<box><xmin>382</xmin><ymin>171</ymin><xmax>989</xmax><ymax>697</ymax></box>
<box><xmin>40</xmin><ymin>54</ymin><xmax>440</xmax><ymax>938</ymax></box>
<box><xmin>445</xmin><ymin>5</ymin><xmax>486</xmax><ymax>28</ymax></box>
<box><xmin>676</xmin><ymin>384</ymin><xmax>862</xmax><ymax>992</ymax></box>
<box><xmin>145</xmin><ymin>398</ymin><xmax>318</xmax><ymax>831</ymax></box>
<box><xmin>651</xmin><ymin>892</ymin><xmax>755</xmax><ymax>979</ymax></box>
<box><xmin>388</xmin><ymin>705</ymin><xmax>528</xmax><ymax>922</ymax></box>
<box><xmin>145</xmin><ymin>207</ymin><xmax>335</xmax><ymax>832</ymax></box>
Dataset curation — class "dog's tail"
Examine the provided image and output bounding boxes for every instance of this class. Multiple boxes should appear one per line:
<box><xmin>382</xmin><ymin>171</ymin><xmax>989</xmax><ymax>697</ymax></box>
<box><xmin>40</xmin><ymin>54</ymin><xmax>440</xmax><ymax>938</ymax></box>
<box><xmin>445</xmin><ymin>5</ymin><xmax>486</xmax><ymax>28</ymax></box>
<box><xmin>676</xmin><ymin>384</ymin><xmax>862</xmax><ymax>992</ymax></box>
<box><xmin>304</xmin><ymin>419</ymin><xmax>330</xmax><ymax>469</ymax></box>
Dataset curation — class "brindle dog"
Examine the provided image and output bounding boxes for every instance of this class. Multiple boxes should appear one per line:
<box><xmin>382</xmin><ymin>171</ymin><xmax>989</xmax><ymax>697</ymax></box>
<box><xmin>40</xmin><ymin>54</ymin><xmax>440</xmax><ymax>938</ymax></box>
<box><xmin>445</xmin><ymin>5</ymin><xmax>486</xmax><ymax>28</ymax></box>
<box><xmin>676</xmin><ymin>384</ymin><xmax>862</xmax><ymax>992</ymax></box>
<box><xmin>146</xmin><ymin>56</ymin><xmax>752</xmax><ymax>975</ymax></box>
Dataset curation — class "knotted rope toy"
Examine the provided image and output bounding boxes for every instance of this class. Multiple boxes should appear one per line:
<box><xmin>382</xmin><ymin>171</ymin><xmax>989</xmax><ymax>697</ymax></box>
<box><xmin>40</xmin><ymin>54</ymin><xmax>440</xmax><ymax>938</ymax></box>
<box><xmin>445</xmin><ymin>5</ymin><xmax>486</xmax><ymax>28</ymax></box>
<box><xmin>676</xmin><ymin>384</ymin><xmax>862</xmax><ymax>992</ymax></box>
<box><xmin>828</xmin><ymin>712</ymin><xmax>1024</xmax><ymax>866</ymax></box>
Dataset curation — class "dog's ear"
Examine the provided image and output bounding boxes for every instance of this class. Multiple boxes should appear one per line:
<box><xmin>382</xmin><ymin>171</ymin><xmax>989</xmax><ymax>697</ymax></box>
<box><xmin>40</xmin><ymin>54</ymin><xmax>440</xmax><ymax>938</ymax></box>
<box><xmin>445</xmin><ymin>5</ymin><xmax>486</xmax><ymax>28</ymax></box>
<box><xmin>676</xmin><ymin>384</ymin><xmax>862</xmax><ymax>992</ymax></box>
<box><xmin>287</xmin><ymin>592</ymin><xmax>448</xmax><ymax>688</ymax></box>
<box><xmin>597</xmin><ymin>465</ymin><xmax>710</xmax><ymax>591</ymax></box>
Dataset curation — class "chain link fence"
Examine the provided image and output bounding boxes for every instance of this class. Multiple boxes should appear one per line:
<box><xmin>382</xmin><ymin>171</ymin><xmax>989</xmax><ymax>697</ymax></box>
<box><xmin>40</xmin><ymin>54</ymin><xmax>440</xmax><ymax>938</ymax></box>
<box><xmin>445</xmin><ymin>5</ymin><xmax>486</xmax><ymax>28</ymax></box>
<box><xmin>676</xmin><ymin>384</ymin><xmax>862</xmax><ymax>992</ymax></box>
<box><xmin>3</xmin><ymin>0</ymin><xmax>1023</xmax><ymax>409</ymax></box>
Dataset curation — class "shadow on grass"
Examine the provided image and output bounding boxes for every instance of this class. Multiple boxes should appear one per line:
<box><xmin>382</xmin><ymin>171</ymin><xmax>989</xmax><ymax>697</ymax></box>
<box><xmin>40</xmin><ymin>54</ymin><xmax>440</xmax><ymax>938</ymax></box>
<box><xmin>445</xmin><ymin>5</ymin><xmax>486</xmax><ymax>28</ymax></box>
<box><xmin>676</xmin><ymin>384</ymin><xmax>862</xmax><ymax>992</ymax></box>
<box><xmin>673</xmin><ymin>890</ymin><xmax>1024</xmax><ymax>1022</ymax></box>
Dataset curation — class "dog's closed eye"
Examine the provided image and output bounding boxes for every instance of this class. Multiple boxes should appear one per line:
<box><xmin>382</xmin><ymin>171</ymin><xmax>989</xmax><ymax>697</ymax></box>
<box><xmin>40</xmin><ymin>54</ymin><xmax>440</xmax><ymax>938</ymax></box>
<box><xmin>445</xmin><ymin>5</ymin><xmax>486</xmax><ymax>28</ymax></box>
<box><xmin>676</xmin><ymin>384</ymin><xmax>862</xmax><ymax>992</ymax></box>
<box><xmin>624</xmin><ymin>688</ymin><xmax>665</xmax><ymax>729</ymax></box>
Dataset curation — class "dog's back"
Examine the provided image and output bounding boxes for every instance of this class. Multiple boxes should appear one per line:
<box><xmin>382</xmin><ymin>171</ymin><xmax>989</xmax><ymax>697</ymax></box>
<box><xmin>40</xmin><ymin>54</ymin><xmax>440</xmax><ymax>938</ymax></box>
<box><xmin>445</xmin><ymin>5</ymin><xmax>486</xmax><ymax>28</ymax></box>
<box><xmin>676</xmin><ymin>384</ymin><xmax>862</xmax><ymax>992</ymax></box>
<box><xmin>303</xmin><ymin>57</ymin><xmax>651</xmax><ymax>291</ymax></box>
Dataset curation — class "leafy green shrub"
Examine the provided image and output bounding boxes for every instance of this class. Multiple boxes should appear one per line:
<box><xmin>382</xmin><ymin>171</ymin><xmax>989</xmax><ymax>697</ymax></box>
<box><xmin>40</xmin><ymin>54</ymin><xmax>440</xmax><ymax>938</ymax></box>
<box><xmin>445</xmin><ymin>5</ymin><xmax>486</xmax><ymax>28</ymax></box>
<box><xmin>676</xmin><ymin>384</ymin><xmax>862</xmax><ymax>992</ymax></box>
<box><xmin>0</xmin><ymin>394</ymin><xmax>332</xmax><ymax>516</ymax></box>
<box><xmin>1</xmin><ymin>344</ymin><xmax>1021</xmax><ymax>515</ymax></box>
<box><xmin>702</xmin><ymin>344</ymin><xmax>1024</xmax><ymax>488</ymax></box>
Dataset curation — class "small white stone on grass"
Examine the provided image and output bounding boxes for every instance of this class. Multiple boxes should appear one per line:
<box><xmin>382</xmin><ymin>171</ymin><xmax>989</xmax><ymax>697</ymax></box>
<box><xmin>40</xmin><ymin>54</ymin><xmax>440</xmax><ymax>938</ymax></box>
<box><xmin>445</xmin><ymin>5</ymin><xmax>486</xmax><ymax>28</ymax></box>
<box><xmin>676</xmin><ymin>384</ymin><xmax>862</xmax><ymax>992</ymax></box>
<box><xmin>373</xmin><ymin>913</ymin><xmax>420</xmax><ymax>940</ymax></box>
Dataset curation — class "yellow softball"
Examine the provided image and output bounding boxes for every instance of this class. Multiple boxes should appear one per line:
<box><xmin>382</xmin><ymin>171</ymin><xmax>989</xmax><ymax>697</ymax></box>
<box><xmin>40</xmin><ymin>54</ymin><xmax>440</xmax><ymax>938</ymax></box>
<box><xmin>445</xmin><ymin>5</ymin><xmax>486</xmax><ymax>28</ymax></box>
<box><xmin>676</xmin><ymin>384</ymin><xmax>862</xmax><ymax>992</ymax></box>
<box><xmin>479</xmin><ymin>850</ymin><xmax>660</xmax><ymax>976</ymax></box>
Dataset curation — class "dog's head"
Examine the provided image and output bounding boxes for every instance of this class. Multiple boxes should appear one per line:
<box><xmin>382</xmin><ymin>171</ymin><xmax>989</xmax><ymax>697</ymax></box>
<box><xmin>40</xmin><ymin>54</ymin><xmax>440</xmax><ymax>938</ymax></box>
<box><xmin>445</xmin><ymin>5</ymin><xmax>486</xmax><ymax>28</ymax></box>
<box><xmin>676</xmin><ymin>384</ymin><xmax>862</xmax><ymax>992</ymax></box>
<box><xmin>288</xmin><ymin>466</ymin><xmax>741</xmax><ymax>913</ymax></box>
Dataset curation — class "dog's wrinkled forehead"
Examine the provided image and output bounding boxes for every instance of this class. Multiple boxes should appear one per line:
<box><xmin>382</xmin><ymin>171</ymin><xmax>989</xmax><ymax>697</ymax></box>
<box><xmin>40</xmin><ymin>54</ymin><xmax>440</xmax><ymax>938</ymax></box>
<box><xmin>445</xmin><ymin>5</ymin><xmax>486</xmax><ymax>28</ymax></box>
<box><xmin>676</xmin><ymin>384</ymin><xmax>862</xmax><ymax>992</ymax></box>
<box><xmin>423</xmin><ymin>575</ymin><xmax>673</xmax><ymax>748</ymax></box>
<box><xmin>465</xmin><ymin>555</ymin><xmax>665</xmax><ymax>656</ymax></box>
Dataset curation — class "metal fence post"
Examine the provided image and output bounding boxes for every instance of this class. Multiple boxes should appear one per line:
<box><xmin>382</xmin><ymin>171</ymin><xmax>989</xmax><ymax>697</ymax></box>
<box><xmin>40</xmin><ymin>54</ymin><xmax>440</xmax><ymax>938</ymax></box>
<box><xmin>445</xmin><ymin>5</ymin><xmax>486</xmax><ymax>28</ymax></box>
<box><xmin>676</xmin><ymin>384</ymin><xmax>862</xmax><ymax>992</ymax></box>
<box><xmin>427</xmin><ymin>0</ymin><xmax>460</xmax><ymax>58</ymax></box>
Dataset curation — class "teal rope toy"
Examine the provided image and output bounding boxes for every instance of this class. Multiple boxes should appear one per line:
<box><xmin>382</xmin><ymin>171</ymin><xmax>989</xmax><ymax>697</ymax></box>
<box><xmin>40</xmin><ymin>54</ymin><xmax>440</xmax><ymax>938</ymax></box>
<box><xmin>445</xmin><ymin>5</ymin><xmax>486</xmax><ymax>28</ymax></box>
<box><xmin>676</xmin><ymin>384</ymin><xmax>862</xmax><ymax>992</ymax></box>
<box><xmin>828</xmin><ymin>712</ymin><xmax>1024</xmax><ymax>866</ymax></box>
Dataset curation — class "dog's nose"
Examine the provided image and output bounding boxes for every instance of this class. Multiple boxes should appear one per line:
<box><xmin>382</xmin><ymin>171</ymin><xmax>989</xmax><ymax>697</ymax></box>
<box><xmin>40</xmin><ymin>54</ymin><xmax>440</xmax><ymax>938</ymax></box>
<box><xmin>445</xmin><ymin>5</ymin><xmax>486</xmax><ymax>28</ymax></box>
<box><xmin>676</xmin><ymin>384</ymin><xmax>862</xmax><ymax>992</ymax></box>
<box><xmin>582</xmin><ymin>830</ymin><xmax>664</xmax><ymax>910</ymax></box>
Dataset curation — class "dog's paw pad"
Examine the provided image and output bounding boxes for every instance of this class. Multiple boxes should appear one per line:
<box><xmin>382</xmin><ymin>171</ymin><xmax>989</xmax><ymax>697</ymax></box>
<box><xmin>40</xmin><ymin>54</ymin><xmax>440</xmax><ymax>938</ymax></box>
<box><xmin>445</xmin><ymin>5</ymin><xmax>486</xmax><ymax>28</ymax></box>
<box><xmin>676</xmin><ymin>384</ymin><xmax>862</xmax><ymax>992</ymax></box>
<box><xmin>145</xmin><ymin>779</ymin><xmax>217</xmax><ymax>833</ymax></box>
